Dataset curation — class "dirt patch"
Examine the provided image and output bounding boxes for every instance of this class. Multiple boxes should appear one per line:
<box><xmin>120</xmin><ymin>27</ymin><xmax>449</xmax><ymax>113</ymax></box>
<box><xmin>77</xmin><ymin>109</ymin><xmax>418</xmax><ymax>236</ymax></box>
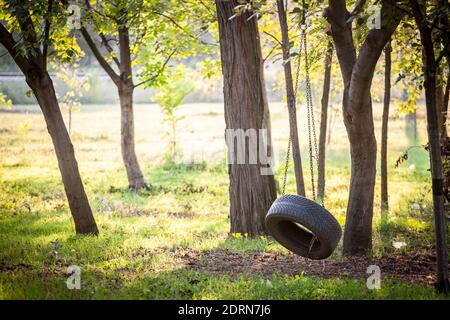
<box><xmin>0</xmin><ymin>262</ymin><xmax>32</xmax><ymax>272</ymax></box>
<box><xmin>177</xmin><ymin>248</ymin><xmax>442</xmax><ymax>285</ymax></box>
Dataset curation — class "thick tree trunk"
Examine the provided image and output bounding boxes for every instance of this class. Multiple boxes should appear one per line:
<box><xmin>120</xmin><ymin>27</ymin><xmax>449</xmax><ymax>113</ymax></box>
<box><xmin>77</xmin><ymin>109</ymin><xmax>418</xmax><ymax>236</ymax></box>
<box><xmin>276</xmin><ymin>0</ymin><xmax>305</xmax><ymax>196</ymax></box>
<box><xmin>216</xmin><ymin>0</ymin><xmax>277</xmax><ymax>237</ymax></box>
<box><xmin>381</xmin><ymin>42</ymin><xmax>392</xmax><ymax>212</ymax></box>
<box><xmin>118</xmin><ymin>26</ymin><xmax>148</xmax><ymax>190</ymax></box>
<box><xmin>317</xmin><ymin>40</ymin><xmax>333</xmax><ymax>204</ymax></box>
<box><xmin>410</xmin><ymin>0</ymin><xmax>449</xmax><ymax>291</ymax></box>
<box><xmin>27</xmin><ymin>71</ymin><xmax>98</xmax><ymax>235</ymax></box>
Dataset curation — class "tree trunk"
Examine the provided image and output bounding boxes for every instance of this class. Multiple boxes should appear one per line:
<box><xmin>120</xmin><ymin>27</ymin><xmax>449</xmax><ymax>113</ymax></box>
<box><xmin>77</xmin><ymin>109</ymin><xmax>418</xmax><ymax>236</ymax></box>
<box><xmin>381</xmin><ymin>42</ymin><xmax>392</xmax><ymax>212</ymax></box>
<box><xmin>216</xmin><ymin>0</ymin><xmax>277</xmax><ymax>237</ymax></box>
<box><xmin>443</xmin><ymin>64</ymin><xmax>449</xmax><ymax>139</ymax></box>
<box><xmin>68</xmin><ymin>107</ymin><xmax>72</xmax><ymax>136</ymax></box>
<box><xmin>411</xmin><ymin>0</ymin><xmax>449</xmax><ymax>291</ymax></box>
<box><xmin>118</xmin><ymin>26</ymin><xmax>148</xmax><ymax>190</ymax></box>
<box><xmin>276</xmin><ymin>0</ymin><xmax>305</xmax><ymax>196</ymax></box>
<box><xmin>343</xmin><ymin>94</ymin><xmax>377</xmax><ymax>255</ymax></box>
<box><xmin>327</xmin><ymin>0</ymin><xmax>401</xmax><ymax>255</ymax></box>
<box><xmin>118</xmin><ymin>83</ymin><xmax>147</xmax><ymax>190</ymax></box>
<box><xmin>422</xmin><ymin>40</ymin><xmax>450</xmax><ymax>293</ymax></box>
<box><xmin>27</xmin><ymin>71</ymin><xmax>98</xmax><ymax>235</ymax></box>
<box><xmin>436</xmin><ymin>68</ymin><xmax>445</xmax><ymax>138</ymax></box>
<box><xmin>317</xmin><ymin>40</ymin><xmax>333</xmax><ymax>204</ymax></box>
<box><xmin>82</xmin><ymin>25</ymin><xmax>149</xmax><ymax>190</ymax></box>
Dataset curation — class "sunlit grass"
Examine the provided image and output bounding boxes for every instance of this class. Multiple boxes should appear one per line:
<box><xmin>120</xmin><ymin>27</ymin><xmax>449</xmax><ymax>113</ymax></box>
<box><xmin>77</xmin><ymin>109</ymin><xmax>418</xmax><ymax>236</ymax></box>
<box><xmin>0</xmin><ymin>103</ymin><xmax>447</xmax><ymax>299</ymax></box>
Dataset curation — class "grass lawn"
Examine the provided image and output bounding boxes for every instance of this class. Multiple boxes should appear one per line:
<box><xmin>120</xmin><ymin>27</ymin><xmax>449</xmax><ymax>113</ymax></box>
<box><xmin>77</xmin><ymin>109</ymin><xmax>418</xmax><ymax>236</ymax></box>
<box><xmin>0</xmin><ymin>102</ymin><xmax>448</xmax><ymax>299</ymax></box>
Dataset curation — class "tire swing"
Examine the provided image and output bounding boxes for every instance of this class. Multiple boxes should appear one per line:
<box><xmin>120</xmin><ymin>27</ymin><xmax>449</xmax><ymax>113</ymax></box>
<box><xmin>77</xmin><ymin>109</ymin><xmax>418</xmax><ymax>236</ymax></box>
<box><xmin>265</xmin><ymin>3</ymin><xmax>341</xmax><ymax>260</ymax></box>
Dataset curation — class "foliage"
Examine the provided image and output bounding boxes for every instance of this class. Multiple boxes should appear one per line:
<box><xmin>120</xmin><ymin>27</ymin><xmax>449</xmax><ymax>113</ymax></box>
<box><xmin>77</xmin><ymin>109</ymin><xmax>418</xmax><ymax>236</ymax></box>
<box><xmin>80</xmin><ymin>0</ymin><xmax>216</xmax><ymax>88</ymax></box>
<box><xmin>0</xmin><ymin>92</ymin><xmax>12</xmax><ymax>109</ymax></box>
<box><xmin>0</xmin><ymin>0</ymin><xmax>83</xmax><ymax>65</ymax></box>
<box><xmin>152</xmin><ymin>65</ymin><xmax>195</xmax><ymax>161</ymax></box>
<box><xmin>54</xmin><ymin>60</ymin><xmax>90</xmax><ymax>134</ymax></box>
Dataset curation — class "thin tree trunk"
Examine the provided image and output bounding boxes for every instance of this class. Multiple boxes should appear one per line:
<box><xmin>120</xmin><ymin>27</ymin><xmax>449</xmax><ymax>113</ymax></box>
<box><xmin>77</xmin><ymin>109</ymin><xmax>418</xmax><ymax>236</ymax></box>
<box><xmin>0</xmin><ymin>20</ymin><xmax>98</xmax><ymax>236</ymax></box>
<box><xmin>442</xmin><ymin>62</ymin><xmax>449</xmax><ymax>139</ymax></box>
<box><xmin>276</xmin><ymin>0</ymin><xmax>305</xmax><ymax>196</ymax></box>
<box><xmin>411</xmin><ymin>0</ymin><xmax>449</xmax><ymax>291</ymax></box>
<box><xmin>381</xmin><ymin>41</ymin><xmax>392</xmax><ymax>212</ymax></box>
<box><xmin>28</xmin><ymin>71</ymin><xmax>98</xmax><ymax>235</ymax></box>
<box><xmin>68</xmin><ymin>107</ymin><xmax>72</xmax><ymax>136</ymax></box>
<box><xmin>118</xmin><ymin>26</ymin><xmax>148</xmax><ymax>190</ymax></box>
<box><xmin>118</xmin><ymin>83</ymin><xmax>146</xmax><ymax>190</ymax></box>
<box><xmin>317</xmin><ymin>40</ymin><xmax>333</xmax><ymax>204</ymax></box>
<box><xmin>436</xmin><ymin>67</ymin><xmax>445</xmax><ymax>138</ymax></box>
<box><xmin>216</xmin><ymin>0</ymin><xmax>277</xmax><ymax>237</ymax></box>
<box><xmin>422</xmin><ymin>41</ymin><xmax>450</xmax><ymax>293</ymax></box>
<box><xmin>81</xmin><ymin>25</ymin><xmax>149</xmax><ymax>190</ymax></box>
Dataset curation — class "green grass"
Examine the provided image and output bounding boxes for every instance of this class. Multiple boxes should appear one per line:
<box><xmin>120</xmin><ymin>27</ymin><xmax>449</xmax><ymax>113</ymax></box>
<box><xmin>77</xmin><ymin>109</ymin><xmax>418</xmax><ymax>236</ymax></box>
<box><xmin>0</xmin><ymin>103</ymin><xmax>448</xmax><ymax>300</ymax></box>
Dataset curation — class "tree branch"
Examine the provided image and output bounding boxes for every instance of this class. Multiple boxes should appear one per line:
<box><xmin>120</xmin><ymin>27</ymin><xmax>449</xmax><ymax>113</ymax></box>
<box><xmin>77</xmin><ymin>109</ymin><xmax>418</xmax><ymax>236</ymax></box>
<box><xmin>151</xmin><ymin>10</ymin><xmax>198</xmax><ymax>41</ymax></box>
<box><xmin>14</xmin><ymin>5</ymin><xmax>43</xmax><ymax>62</ymax></box>
<box><xmin>326</xmin><ymin>0</ymin><xmax>355</xmax><ymax>85</ymax></box>
<box><xmin>42</xmin><ymin>0</ymin><xmax>54</xmax><ymax>70</ymax></box>
<box><xmin>347</xmin><ymin>0</ymin><xmax>368</xmax><ymax>23</ymax></box>
<box><xmin>0</xmin><ymin>23</ymin><xmax>31</xmax><ymax>73</ymax></box>
<box><xmin>83</xmin><ymin>0</ymin><xmax>120</xmax><ymax>68</ymax></box>
<box><xmin>100</xmin><ymin>33</ymin><xmax>120</xmax><ymax>68</ymax></box>
<box><xmin>134</xmin><ymin>49</ymin><xmax>177</xmax><ymax>88</ymax></box>
<box><xmin>80</xmin><ymin>26</ymin><xmax>121</xmax><ymax>85</ymax></box>
<box><xmin>349</xmin><ymin>0</ymin><xmax>405</xmax><ymax>108</ymax></box>
<box><xmin>263</xmin><ymin>31</ymin><xmax>282</xmax><ymax>47</ymax></box>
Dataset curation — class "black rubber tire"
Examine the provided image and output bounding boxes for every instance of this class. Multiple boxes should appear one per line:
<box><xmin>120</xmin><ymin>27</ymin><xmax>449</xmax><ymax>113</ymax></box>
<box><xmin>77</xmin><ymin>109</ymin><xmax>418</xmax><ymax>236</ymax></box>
<box><xmin>265</xmin><ymin>194</ymin><xmax>342</xmax><ymax>260</ymax></box>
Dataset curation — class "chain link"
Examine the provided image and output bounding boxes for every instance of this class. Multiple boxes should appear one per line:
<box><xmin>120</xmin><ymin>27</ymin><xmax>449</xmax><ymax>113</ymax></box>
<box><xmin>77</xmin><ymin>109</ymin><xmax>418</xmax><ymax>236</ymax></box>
<box><xmin>303</xmin><ymin>29</ymin><xmax>319</xmax><ymax>201</ymax></box>
<box><xmin>281</xmin><ymin>22</ymin><xmax>304</xmax><ymax>195</ymax></box>
<box><xmin>281</xmin><ymin>1</ymin><xmax>319</xmax><ymax>201</ymax></box>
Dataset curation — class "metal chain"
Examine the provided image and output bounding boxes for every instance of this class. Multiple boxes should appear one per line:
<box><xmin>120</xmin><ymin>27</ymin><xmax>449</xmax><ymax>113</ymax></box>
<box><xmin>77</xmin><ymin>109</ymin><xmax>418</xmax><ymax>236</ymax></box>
<box><xmin>281</xmin><ymin>23</ymin><xmax>304</xmax><ymax>195</ymax></box>
<box><xmin>282</xmin><ymin>0</ymin><xmax>319</xmax><ymax>199</ymax></box>
<box><xmin>303</xmin><ymin>25</ymin><xmax>319</xmax><ymax>201</ymax></box>
<box><xmin>281</xmin><ymin>132</ymin><xmax>291</xmax><ymax>195</ymax></box>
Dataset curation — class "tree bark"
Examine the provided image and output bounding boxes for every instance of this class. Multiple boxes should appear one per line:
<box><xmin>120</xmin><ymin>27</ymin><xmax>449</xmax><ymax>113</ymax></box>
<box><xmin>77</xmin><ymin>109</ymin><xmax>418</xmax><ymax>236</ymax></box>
<box><xmin>443</xmin><ymin>64</ymin><xmax>449</xmax><ymax>139</ymax></box>
<box><xmin>118</xmin><ymin>26</ymin><xmax>148</xmax><ymax>190</ymax></box>
<box><xmin>436</xmin><ymin>67</ymin><xmax>446</xmax><ymax>139</ymax></box>
<box><xmin>276</xmin><ymin>0</ymin><xmax>306</xmax><ymax>196</ymax></box>
<box><xmin>317</xmin><ymin>40</ymin><xmax>333</xmax><ymax>204</ymax></box>
<box><xmin>216</xmin><ymin>0</ymin><xmax>277</xmax><ymax>237</ymax></box>
<box><xmin>381</xmin><ymin>41</ymin><xmax>392</xmax><ymax>212</ymax></box>
<box><xmin>81</xmin><ymin>25</ymin><xmax>149</xmax><ymax>190</ymax></box>
<box><xmin>410</xmin><ymin>0</ymin><xmax>449</xmax><ymax>292</ymax></box>
<box><xmin>327</xmin><ymin>0</ymin><xmax>402</xmax><ymax>255</ymax></box>
<box><xmin>28</xmin><ymin>70</ymin><xmax>99</xmax><ymax>235</ymax></box>
<box><xmin>0</xmin><ymin>20</ymin><xmax>98</xmax><ymax>235</ymax></box>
